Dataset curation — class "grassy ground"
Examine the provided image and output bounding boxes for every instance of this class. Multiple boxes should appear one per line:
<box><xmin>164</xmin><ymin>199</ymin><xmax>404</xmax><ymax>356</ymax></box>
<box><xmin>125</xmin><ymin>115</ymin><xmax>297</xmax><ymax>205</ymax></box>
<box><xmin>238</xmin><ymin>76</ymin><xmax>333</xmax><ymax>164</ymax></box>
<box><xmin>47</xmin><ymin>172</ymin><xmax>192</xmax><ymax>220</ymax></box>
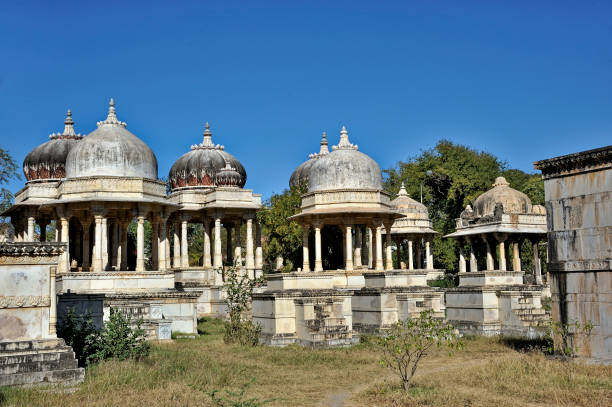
<box><xmin>1</xmin><ymin>318</ymin><xmax>611</xmax><ymax>407</ymax></box>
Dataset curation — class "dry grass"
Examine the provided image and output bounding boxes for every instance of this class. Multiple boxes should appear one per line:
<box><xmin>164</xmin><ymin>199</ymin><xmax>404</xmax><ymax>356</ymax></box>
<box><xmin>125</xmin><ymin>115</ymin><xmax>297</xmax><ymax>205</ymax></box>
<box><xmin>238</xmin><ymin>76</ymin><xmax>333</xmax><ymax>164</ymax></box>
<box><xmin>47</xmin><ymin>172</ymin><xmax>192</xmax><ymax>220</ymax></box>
<box><xmin>1</xmin><ymin>319</ymin><xmax>611</xmax><ymax>407</ymax></box>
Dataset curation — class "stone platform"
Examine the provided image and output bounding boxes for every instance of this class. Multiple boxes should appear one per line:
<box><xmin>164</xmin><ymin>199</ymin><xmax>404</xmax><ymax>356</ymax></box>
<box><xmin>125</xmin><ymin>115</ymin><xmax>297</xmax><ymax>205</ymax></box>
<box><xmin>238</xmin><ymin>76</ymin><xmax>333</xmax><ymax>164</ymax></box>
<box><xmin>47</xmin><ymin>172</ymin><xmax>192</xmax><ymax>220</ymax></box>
<box><xmin>0</xmin><ymin>339</ymin><xmax>84</xmax><ymax>387</ymax></box>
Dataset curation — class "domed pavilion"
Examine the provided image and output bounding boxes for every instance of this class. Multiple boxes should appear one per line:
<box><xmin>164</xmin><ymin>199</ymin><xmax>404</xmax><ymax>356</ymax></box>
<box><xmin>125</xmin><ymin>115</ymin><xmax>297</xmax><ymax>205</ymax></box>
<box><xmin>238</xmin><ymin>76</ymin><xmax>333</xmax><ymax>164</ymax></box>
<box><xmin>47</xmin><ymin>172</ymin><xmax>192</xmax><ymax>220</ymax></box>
<box><xmin>289</xmin><ymin>126</ymin><xmax>402</xmax><ymax>272</ymax></box>
<box><xmin>382</xmin><ymin>182</ymin><xmax>441</xmax><ymax>280</ymax></box>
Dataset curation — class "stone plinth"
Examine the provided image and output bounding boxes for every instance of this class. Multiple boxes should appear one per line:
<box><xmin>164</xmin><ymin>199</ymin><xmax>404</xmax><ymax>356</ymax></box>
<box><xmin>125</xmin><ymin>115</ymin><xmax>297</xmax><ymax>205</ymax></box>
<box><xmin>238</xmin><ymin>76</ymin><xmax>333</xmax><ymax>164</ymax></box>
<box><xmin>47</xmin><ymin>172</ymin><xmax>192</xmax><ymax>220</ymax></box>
<box><xmin>534</xmin><ymin>145</ymin><xmax>612</xmax><ymax>364</ymax></box>
<box><xmin>0</xmin><ymin>243</ymin><xmax>84</xmax><ymax>387</ymax></box>
<box><xmin>331</xmin><ymin>271</ymin><xmax>365</xmax><ymax>289</ymax></box>
<box><xmin>56</xmin><ymin>271</ymin><xmax>175</xmax><ymax>293</ymax></box>
<box><xmin>458</xmin><ymin>271</ymin><xmax>524</xmax><ymax>287</ymax></box>
<box><xmin>267</xmin><ymin>272</ymin><xmax>334</xmax><ymax>290</ymax></box>
<box><xmin>363</xmin><ymin>270</ymin><xmax>428</xmax><ymax>288</ymax></box>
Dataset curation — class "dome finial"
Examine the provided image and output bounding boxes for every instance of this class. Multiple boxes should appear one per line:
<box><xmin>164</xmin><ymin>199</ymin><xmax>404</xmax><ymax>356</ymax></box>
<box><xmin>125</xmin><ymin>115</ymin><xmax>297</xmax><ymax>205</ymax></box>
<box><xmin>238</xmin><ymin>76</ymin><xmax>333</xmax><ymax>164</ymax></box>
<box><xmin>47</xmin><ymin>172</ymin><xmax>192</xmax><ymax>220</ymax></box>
<box><xmin>97</xmin><ymin>98</ymin><xmax>127</xmax><ymax>128</ymax></box>
<box><xmin>202</xmin><ymin>122</ymin><xmax>214</xmax><ymax>147</ymax></box>
<box><xmin>62</xmin><ymin>109</ymin><xmax>76</xmax><ymax>137</ymax></box>
<box><xmin>333</xmin><ymin>125</ymin><xmax>358</xmax><ymax>151</ymax></box>
<box><xmin>493</xmin><ymin>176</ymin><xmax>510</xmax><ymax>187</ymax></box>
<box><xmin>398</xmin><ymin>182</ymin><xmax>408</xmax><ymax>197</ymax></box>
<box><xmin>319</xmin><ymin>131</ymin><xmax>329</xmax><ymax>155</ymax></box>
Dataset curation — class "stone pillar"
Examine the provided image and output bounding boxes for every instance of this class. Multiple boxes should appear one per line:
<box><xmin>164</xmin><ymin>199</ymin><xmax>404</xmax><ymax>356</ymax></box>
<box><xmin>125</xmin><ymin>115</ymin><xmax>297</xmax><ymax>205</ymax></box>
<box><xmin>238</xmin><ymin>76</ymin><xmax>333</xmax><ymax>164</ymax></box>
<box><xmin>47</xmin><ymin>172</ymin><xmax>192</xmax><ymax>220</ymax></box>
<box><xmin>255</xmin><ymin>222</ymin><xmax>263</xmax><ymax>269</ymax></box>
<box><xmin>39</xmin><ymin>220</ymin><xmax>48</xmax><ymax>242</ymax></box>
<box><xmin>93</xmin><ymin>216</ymin><xmax>102</xmax><ymax>272</ymax></box>
<box><xmin>120</xmin><ymin>221</ymin><xmax>128</xmax><ymax>270</ymax></box>
<box><xmin>203</xmin><ymin>218</ymin><xmax>212</xmax><ymax>268</ymax></box>
<box><xmin>485</xmin><ymin>237</ymin><xmax>494</xmax><ymax>270</ymax></box>
<box><xmin>58</xmin><ymin>217</ymin><xmax>70</xmax><ymax>273</ymax></box>
<box><xmin>164</xmin><ymin>222</ymin><xmax>171</xmax><ymax>270</ymax></box>
<box><xmin>173</xmin><ymin>221</ymin><xmax>181</xmax><ymax>268</ymax></box>
<box><xmin>136</xmin><ymin>215</ymin><xmax>145</xmax><ymax>272</ymax></box>
<box><xmin>49</xmin><ymin>265</ymin><xmax>57</xmax><ymax>336</ymax></box>
<box><xmin>181</xmin><ymin>218</ymin><xmax>189</xmax><ymax>268</ymax></box>
<box><xmin>214</xmin><ymin>217</ymin><xmax>223</xmax><ymax>269</ymax></box>
<box><xmin>458</xmin><ymin>241</ymin><xmax>466</xmax><ymax>273</ymax></box>
<box><xmin>151</xmin><ymin>220</ymin><xmax>159</xmax><ymax>270</ymax></box>
<box><xmin>101</xmin><ymin>217</ymin><xmax>108</xmax><ymax>271</ymax></box>
<box><xmin>159</xmin><ymin>218</ymin><xmax>168</xmax><ymax>271</ymax></box>
<box><xmin>26</xmin><ymin>216</ymin><xmax>35</xmax><ymax>242</ymax></box>
<box><xmin>234</xmin><ymin>221</ymin><xmax>242</xmax><ymax>265</ymax></box>
<box><xmin>384</xmin><ymin>223</ymin><xmax>393</xmax><ymax>271</ymax></box>
<box><xmin>82</xmin><ymin>220</ymin><xmax>91</xmax><ymax>271</ymax></box>
<box><xmin>354</xmin><ymin>226</ymin><xmax>362</xmax><ymax>268</ymax></box>
<box><xmin>469</xmin><ymin>242</ymin><xmax>478</xmax><ymax>272</ymax></box>
<box><xmin>498</xmin><ymin>238</ymin><xmax>507</xmax><ymax>271</ymax></box>
<box><xmin>314</xmin><ymin>222</ymin><xmax>323</xmax><ymax>272</ymax></box>
<box><xmin>226</xmin><ymin>225</ymin><xmax>233</xmax><ymax>265</ymax></box>
<box><xmin>513</xmin><ymin>241</ymin><xmax>521</xmax><ymax>272</ymax></box>
<box><xmin>375</xmin><ymin>223</ymin><xmax>384</xmax><ymax>271</ymax></box>
<box><xmin>302</xmin><ymin>224</ymin><xmax>310</xmax><ymax>272</ymax></box>
<box><xmin>532</xmin><ymin>239</ymin><xmax>542</xmax><ymax>284</ymax></box>
<box><xmin>54</xmin><ymin>220</ymin><xmax>59</xmax><ymax>242</ymax></box>
<box><xmin>425</xmin><ymin>239</ymin><xmax>432</xmax><ymax>270</ymax></box>
<box><xmin>245</xmin><ymin>217</ymin><xmax>255</xmax><ymax>270</ymax></box>
<box><xmin>408</xmin><ymin>239</ymin><xmax>414</xmax><ymax>270</ymax></box>
<box><xmin>361</xmin><ymin>226</ymin><xmax>367</xmax><ymax>267</ymax></box>
<box><xmin>345</xmin><ymin>224</ymin><xmax>353</xmax><ymax>271</ymax></box>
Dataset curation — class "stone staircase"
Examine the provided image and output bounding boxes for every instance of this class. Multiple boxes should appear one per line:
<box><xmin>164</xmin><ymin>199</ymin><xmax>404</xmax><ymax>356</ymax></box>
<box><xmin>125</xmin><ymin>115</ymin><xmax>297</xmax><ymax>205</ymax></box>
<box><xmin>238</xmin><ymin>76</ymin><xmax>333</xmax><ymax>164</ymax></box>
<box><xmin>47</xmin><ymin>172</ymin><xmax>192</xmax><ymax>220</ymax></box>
<box><xmin>499</xmin><ymin>289</ymin><xmax>550</xmax><ymax>337</ymax></box>
<box><xmin>296</xmin><ymin>299</ymin><xmax>354</xmax><ymax>347</ymax></box>
<box><xmin>512</xmin><ymin>294</ymin><xmax>550</xmax><ymax>324</ymax></box>
<box><xmin>0</xmin><ymin>339</ymin><xmax>84</xmax><ymax>387</ymax></box>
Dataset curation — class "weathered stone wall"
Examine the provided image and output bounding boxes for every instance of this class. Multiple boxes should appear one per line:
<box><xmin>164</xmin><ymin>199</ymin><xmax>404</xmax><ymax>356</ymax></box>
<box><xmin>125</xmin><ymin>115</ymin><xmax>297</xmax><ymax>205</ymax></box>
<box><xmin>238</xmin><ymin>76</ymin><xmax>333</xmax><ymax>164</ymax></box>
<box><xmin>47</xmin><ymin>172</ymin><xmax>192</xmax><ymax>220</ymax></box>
<box><xmin>535</xmin><ymin>146</ymin><xmax>612</xmax><ymax>364</ymax></box>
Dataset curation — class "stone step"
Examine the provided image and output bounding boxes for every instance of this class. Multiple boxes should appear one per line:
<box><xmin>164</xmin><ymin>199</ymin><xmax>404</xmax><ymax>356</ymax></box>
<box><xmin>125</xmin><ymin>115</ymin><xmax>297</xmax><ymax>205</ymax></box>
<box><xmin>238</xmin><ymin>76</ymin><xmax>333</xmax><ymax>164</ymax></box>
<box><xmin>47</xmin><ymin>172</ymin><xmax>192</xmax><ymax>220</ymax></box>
<box><xmin>0</xmin><ymin>351</ymin><xmax>79</xmax><ymax>375</ymax></box>
<box><xmin>0</xmin><ymin>367</ymin><xmax>85</xmax><ymax>387</ymax></box>
<box><xmin>0</xmin><ymin>339</ymin><xmax>64</xmax><ymax>353</ymax></box>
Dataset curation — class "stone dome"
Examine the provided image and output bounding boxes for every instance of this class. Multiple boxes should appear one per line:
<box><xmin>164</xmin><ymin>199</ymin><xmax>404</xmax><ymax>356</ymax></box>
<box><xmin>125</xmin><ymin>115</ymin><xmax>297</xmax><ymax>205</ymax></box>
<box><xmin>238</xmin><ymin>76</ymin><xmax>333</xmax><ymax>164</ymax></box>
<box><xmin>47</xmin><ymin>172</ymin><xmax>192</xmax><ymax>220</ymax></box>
<box><xmin>391</xmin><ymin>183</ymin><xmax>429</xmax><ymax>219</ymax></box>
<box><xmin>532</xmin><ymin>204</ymin><xmax>546</xmax><ymax>215</ymax></box>
<box><xmin>169</xmin><ymin>123</ymin><xmax>246</xmax><ymax>190</ymax></box>
<box><xmin>472</xmin><ymin>177</ymin><xmax>532</xmax><ymax>217</ymax></box>
<box><xmin>23</xmin><ymin>110</ymin><xmax>83</xmax><ymax>181</ymax></box>
<box><xmin>65</xmin><ymin>99</ymin><xmax>158</xmax><ymax>179</ymax></box>
<box><xmin>307</xmin><ymin>127</ymin><xmax>382</xmax><ymax>192</ymax></box>
<box><xmin>289</xmin><ymin>132</ymin><xmax>329</xmax><ymax>188</ymax></box>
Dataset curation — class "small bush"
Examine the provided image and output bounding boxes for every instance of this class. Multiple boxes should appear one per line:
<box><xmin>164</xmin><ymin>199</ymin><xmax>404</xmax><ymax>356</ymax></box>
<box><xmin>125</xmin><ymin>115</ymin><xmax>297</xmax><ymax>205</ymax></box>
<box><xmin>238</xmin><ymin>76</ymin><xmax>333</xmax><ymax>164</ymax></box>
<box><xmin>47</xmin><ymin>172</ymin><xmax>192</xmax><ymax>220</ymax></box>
<box><xmin>222</xmin><ymin>267</ymin><xmax>264</xmax><ymax>346</ymax></box>
<box><xmin>375</xmin><ymin>310</ymin><xmax>463</xmax><ymax>390</ymax></box>
<box><xmin>87</xmin><ymin>308</ymin><xmax>150</xmax><ymax>364</ymax></box>
<box><xmin>57</xmin><ymin>307</ymin><xmax>98</xmax><ymax>367</ymax></box>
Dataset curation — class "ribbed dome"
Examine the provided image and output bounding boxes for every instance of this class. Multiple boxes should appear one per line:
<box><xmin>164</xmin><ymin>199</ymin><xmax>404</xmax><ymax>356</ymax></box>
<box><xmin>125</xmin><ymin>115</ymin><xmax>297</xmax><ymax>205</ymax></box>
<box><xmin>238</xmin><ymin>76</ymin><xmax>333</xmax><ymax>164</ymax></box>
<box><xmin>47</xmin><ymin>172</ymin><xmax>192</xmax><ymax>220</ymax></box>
<box><xmin>65</xmin><ymin>99</ymin><xmax>158</xmax><ymax>179</ymax></box>
<box><xmin>391</xmin><ymin>183</ymin><xmax>429</xmax><ymax>218</ymax></box>
<box><xmin>23</xmin><ymin>110</ymin><xmax>83</xmax><ymax>181</ymax></box>
<box><xmin>473</xmin><ymin>177</ymin><xmax>532</xmax><ymax>217</ymax></box>
<box><xmin>169</xmin><ymin>123</ymin><xmax>246</xmax><ymax>190</ymax></box>
<box><xmin>289</xmin><ymin>132</ymin><xmax>329</xmax><ymax>188</ymax></box>
<box><xmin>308</xmin><ymin>127</ymin><xmax>382</xmax><ymax>192</ymax></box>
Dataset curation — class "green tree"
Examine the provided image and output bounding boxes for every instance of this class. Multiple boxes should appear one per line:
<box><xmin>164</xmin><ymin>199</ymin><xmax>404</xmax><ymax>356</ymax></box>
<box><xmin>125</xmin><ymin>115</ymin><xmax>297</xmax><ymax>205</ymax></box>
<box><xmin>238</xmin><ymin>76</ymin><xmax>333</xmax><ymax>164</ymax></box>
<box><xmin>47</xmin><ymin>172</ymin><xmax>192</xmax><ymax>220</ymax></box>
<box><xmin>384</xmin><ymin>140</ymin><xmax>544</xmax><ymax>273</ymax></box>
<box><xmin>256</xmin><ymin>183</ymin><xmax>306</xmax><ymax>271</ymax></box>
<box><xmin>0</xmin><ymin>148</ymin><xmax>21</xmax><ymax>238</ymax></box>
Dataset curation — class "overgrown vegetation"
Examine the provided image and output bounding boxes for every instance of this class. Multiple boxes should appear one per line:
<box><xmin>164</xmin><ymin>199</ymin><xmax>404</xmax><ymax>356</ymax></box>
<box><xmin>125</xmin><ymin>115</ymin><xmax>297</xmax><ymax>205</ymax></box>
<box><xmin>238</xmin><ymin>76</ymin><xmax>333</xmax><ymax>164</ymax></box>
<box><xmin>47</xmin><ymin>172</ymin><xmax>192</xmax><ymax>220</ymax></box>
<box><xmin>222</xmin><ymin>267</ymin><xmax>264</xmax><ymax>346</ymax></box>
<box><xmin>374</xmin><ymin>311</ymin><xmax>463</xmax><ymax>390</ymax></box>
<box><xmin>58</xmin><ymin>306</ymin><xmax>150</xmax><ymax>366</ymax></box>
<box><xmin>193</xmin><ymin>378</ymin><xmax>272</xmax><ymax>407</ymax></box>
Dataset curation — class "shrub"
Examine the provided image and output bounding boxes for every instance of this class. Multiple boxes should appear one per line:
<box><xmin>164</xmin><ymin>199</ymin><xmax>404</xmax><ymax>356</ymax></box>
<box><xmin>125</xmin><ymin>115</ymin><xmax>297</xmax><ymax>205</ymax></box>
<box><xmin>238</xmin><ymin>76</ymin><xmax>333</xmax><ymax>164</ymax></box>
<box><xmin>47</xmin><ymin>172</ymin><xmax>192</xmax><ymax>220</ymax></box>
<box><xmin>375</xmin><ymin>310</ymin><xmax>463</xmax><ymax>390</ymax></box>
<box><xmin>87</xmin><ymin>307</ymin><xmax>150</xmax><ymax>364</ymax></box>
<box><xmin>57</xmin><ymin>307</ymin><xmax>99</xmax><ymax>367</ymax></box>
<box><xmin>222</xmin><ymin>267</ymin><xmax>264</xmax><ymax>346</ymax></box>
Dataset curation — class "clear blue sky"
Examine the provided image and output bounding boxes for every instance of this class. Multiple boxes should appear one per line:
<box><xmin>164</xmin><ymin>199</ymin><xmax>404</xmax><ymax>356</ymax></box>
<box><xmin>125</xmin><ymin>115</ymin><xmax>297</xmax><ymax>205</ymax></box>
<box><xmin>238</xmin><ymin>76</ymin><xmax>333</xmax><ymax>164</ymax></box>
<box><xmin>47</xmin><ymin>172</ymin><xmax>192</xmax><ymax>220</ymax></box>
<box><xmin>1</xmin><ymin>0</ymin><xmax>610</xmax><ymax>200</ymax></box>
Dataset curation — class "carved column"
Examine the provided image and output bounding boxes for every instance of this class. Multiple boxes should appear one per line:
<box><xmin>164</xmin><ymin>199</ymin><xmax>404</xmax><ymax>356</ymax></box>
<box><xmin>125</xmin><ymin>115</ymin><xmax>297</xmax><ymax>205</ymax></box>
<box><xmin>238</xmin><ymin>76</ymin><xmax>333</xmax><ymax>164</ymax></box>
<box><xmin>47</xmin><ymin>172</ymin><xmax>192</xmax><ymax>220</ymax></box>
<box><xmin>203</xmin><ymin>217</ymin><xmax>212</xmax><ymax>268</ymax></box>
<box><xmin>101</xmin><ymin>217</ymin><xmax>109</xmax><ymax>271</ymax></box>
<box><xmin>26</xmin><ymin>216</ymin><xmax>35</xmax><ymax>242</ymax></box>
<box><xmin>60</xmin><ymin>217</ymin><xmax>70</xmax><ymax>273</ymax></box>
<box><xmin>234</xmin><ymin>220</ymin><xmax>242</xmax><ymax>265</ymax></box>
<box><xmin>425</xmin><ymin>238</ymin><xmax>432</xmax><ymax>270</ymax></box>
<box><xmin>159</xmin><ymin>217</ymin><xmax>168</xmax><ymax>271</ymax></box>
<box><xmin>485</xmin><ymin>236</ymin><xmax>494</xmax><ymax>270</ymax></box>
<box><xmin>375</xmin><ymin>223</ymin><xmax>384</xmax><ymax>271</ymax></box>
<box><xmin>173</xmin><ymin>221</ymin><xmax>181</xmax><ymax>268</ymax></box>
<box><xmin>532</xmin><ymin>239</ymin><xmax>542</xmax><ymax>284</ymax></box>
<box><xmin>213</xmin><ymin>217</ymin><xmax>222</xmax><ymax>269</ymax></box>
<box><xmin>39</xmin><ymin>219</ymin><xmax>48</xmax><ymax>242</ymax></box>
<box><xmin>255</xmin><ymin>222</ymin><xmax>263</xmax><ymax>270</ymax></box>
<box><xmin>345</xmin><ymin>224</ymin><xmax>353</xmax><ymax>271</ymax></box>
<box><xmin>458</xmin><ymin>239</ymin><xmax>466</xmax><ymax>273</ymax></box>
<box><xmin>408</xmin><ymin>239</ymin><xmax>414</xmax><ymax>270</ymax></box>
<box><xmin>371</xmin><ymin>227</ymin><xmax>377</xmax><ymax>269</ymax></box>
<box><xmin>361</xmin><ymin>226</ymin><xmax>367</xmax><ymax>267</ymax></box>
<box><xmin>384</xmin><ymin>223</ymin><xmax>393</xmax><ymax>270</ymax></box>
<box><xmin>469</xmin><ymin>239</ymin><xmax>478</xmax><ymax>272</ymax></box>
<box><xmin>513</xmin><ymin>241</ymin><xmax>521</xmax><ymax>272</ymax></box>
<box><xmin>314</xmin><ymin>221</ymin><xmax>323</xmax><ymax>272</ymax></box>
<box><xmin>164</xmin><ymin>221</ymin><xmax>171</xmax><ymax>270</ymax></box>
<box><xmin>368</xmin><ymin>227</ymin><xmax>373</xmax><ymax>269</ymax></box>
<box><xmin>302</xmin><ymin>224</ymin><xmax>310</xmax><ymax>272</ymax></box>
<box><xmin>136</xmin><ymin>215</ymin><xmax>145</xmax><ymax>272</ymax></box>
<box><xmin>354</xmin><ymin>226</ymin><xmax>362</xmax><ymax>268</ymax></box>
<box><xmin>498</xmin><ymin>235</ymin><xmax>507</xmax><ymax>271</ymax></box>
<box><xmin>181</xmin><ymin>217</ymin><xmax>189</xmax><ymax>268</ymax></box>
<box><xmin>245</xmin><ymin>217</ymin><xmax>255</xmax><ymax>271</ymax></box>
<box><xmin>92</xmin><ymin>215</ymin><xmax>102</xmax><ymax>272</ymax></box>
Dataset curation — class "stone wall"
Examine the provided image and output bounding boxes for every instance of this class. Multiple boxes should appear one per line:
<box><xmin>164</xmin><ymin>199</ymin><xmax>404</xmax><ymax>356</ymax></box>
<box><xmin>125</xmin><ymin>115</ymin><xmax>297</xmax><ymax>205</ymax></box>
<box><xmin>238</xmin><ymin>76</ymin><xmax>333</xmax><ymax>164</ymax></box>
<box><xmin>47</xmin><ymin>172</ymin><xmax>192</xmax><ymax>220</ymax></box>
<box><xmin>535</xmin><ymin>146</ymin><xmax>612</xmax><ymax>364</ymax></box>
